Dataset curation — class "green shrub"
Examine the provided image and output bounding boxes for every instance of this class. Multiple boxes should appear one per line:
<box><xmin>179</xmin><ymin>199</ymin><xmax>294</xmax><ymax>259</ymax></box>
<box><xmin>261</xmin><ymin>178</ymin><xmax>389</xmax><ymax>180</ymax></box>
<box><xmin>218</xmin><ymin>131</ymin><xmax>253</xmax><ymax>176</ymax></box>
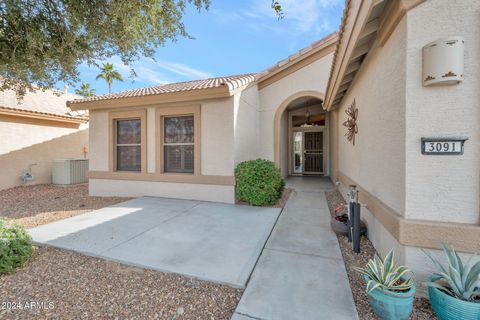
<box><xmin>235</xmin><ymin>159</ymin><xmax>285</xmax><ymax>206</ymax></box>
<box><xmin>424</xmin><ymin>243</ymin><xmax>480</xmax><ymax>302</ymax></box>
<box><xmin>0</xmin><ymin>219</ymin><xmax>33</xmax><ymax>274</ymax></box>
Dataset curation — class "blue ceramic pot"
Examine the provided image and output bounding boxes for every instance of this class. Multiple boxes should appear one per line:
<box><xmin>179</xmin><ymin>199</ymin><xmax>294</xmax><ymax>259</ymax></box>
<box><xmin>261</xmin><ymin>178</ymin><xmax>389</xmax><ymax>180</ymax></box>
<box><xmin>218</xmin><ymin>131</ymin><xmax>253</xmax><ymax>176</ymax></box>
<box><xmin>429</xmin><ymin>284</ymin><xmax>480</xmax><ymax>320</ymax></box>
<box><xmin>364</xmin><ymin>276</ymin><xmax>415</xmax><ymax>320</ymax></box>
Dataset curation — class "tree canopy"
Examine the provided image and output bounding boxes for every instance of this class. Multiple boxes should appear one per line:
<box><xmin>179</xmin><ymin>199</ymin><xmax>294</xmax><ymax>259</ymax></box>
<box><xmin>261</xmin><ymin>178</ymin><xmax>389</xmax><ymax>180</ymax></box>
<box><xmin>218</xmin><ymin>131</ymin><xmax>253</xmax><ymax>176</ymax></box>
<box><xmin>0</xmin><ymin>1</ymin><xmax>283</xmax><ymax>96</ymax></box>
<box><xmin>96</xmin><ymin>63</ymin><xmax>123</xmax><ymax>93</ymax></box>
<box><xmin>74</xmin><ymin>83</ymin><xmax>96</xmax><ymax>97</ymax></box>
<box><xmin>0</xmin><ymin>0</ymin><xmax>210</xmax><ymax>96</ymax></box>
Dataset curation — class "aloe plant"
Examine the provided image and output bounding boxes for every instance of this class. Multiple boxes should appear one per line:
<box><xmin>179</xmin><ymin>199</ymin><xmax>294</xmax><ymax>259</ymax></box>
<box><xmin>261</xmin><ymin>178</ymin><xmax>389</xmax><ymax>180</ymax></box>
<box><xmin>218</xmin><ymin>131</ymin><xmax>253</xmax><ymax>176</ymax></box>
<box><xmin>424</xmin><ymin>244</ymin><xmax>480</xmax><ymax>302</ymax></box>
<box><xmin>354</xmin><ymin>250</ymin><xmax>414</xmax><ymax>294</ymax></box>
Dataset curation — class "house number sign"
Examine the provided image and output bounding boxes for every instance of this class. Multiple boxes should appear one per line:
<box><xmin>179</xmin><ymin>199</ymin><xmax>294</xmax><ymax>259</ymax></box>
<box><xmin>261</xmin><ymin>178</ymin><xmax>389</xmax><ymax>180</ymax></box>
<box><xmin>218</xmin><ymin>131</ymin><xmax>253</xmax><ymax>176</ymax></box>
<box><xmin>421</xmin><ymin>137</ymin><xmax>468</xmax><ymax>155</ymax></box>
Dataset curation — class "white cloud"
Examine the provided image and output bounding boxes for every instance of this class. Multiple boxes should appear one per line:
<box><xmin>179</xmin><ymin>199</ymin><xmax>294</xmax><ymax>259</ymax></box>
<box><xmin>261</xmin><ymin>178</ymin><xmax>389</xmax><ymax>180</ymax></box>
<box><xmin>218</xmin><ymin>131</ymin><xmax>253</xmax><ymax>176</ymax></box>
<box><xmin>97</xmin><ymin>56</ymin><xmax>212</xmax><ymax>85</ymax></box>
<box><xmin>153</xmin><ymin>60</ymin><xmax>212</xmax><ymax>79</ymax></box>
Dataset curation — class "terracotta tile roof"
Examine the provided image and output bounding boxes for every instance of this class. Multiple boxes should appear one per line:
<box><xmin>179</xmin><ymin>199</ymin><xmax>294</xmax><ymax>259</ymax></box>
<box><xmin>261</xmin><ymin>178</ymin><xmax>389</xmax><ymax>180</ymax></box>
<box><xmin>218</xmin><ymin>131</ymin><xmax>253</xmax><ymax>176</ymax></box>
<box><xmin>0</xmin><ymin>87</ymin><xmax>88</xmax><ymax>120</ymax></box>
<box><xmin>257</xmin><ymin>32</ymin><xmax>338</xmax><ymax>80</ymax></box>
<box><xmin>0</xmin><ymin>105</ymin><xmax>88</xmax><ymax>122</ymax></box>
<box><xmin>68</xmin><ymin>73</ymin><xmax>257</xmax><ymax>105</ymax></box>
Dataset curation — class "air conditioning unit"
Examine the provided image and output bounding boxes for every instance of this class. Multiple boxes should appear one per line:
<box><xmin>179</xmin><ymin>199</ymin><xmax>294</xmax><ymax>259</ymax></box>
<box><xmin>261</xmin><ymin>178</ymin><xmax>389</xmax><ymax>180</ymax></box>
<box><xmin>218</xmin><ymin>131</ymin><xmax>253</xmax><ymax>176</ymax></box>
<box><xmin>52</xmin><ymin>159</ymin><xmax>89</xmax><ymax>185</ymax></box>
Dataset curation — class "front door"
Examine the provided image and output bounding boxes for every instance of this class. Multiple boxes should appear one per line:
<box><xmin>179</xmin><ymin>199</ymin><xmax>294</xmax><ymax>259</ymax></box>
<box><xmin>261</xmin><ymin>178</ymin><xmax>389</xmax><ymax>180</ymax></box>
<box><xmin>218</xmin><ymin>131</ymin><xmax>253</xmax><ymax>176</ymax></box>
<box><xmin>303</xmin><ymin>131</ymin><xmax>323</xmax><ymax>174</ymax></box>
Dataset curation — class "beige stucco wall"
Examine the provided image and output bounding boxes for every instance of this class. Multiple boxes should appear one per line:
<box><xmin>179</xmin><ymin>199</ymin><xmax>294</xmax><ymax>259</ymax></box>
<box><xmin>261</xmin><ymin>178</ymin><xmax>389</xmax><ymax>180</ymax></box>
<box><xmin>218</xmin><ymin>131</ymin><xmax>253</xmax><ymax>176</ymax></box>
<box><xmin>233</xmin><ymin>85</ymin><xmax>261</xmax><ymax>165</ymax></box>
<box><xmin>336</xmin><ymin>17</ymin><xmax>407</xmax><ymax>217</ymax></box>
<box><xmin>0</xmin><ymin>128</ymin><xmax>88</xmax><ymax>190</ymax></box>
<box><xmin>89</xmin><ymin>179</ymin><xmax>235</xmax><ymax>203</ymax></box>
<box><xmin>399</xmin><ymin>0</ymin><xmax>480</xmax><ymax>296</ymax></box>
<box><xmin>0</xmin><ymin>120</ymin><xmax>85</xmax><ymax>155</ymax></box>
<box><xmin>329</xmin><ymin>111</ymin><xmax>338</xmax><ymax>181</ymax></box>
<box><xmin>333</xmin><ymin>1</ymin><xmax>480</xmax><ymax>296</ymax></box>
<box><xmin>201</xmin><ymin>98</ymin><xmax>235</xmax><ymax>176</ymax></box>
<box><xmin>88</xmin><ymin>98</ymin><xmax>236</xmax><ymax>202</ymax></box>
<box><xmin>280</xmin><ymin>111</ymin><xmax>289</xmax><ymax>177</ymax></box>
<box><xmin>88</xmin><ymin>99</ymin><xmax>235</xmax><ymax>176</ymax></box>
<box><xmin>88</xmin><ymin>111</ymin><xmax>109</xmax><ymax>172</ymax></box>
<box><xmin>258</xmin><ymin>53</ymin><xmax>334</xmax><ymax>162</ymax></box>
<box><xmin>404</xmin><ymin>0</ymin><xmax>480</xmax><ymax>223</ymax></box>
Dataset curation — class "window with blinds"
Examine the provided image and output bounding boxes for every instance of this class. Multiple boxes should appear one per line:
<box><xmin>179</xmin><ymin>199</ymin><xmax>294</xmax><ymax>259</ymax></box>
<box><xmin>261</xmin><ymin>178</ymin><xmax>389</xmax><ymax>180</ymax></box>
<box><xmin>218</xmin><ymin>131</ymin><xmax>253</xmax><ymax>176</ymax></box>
<box><xmin>163</xmin><ymin>116</ymin><xmax>194</xmax><ymax>173</ymax></box>
<box><xmin>116</xmin><ymin>118</ymin><xmax>142</xmax><ymax>171</ymax></box>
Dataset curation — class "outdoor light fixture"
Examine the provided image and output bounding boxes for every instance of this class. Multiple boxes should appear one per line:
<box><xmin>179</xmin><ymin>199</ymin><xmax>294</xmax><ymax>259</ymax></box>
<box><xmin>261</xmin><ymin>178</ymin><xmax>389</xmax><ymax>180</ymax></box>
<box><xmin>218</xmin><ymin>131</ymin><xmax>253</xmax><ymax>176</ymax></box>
<box><xmin>304</xmin><ymin>100</ymin><xmax>310</xmax><ymax>125</ymax></box>
<box><xmin>423</xmin><ymin>36</ymin><xmax>464</xmax><ymax>86</ymax></box>
<box><xmin>305</xmin><ymin>108</ymin><xmax>310</xmax><ymax>121</ymax></box>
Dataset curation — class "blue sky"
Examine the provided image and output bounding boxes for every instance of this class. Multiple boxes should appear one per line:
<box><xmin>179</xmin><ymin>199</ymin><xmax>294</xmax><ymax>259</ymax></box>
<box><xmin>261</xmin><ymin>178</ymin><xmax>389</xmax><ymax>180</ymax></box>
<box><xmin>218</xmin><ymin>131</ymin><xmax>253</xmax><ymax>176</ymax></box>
<box><xmin>70</xmin><ymin>0</ymin><xmax>344</xmax><ymax>95</ymax></box>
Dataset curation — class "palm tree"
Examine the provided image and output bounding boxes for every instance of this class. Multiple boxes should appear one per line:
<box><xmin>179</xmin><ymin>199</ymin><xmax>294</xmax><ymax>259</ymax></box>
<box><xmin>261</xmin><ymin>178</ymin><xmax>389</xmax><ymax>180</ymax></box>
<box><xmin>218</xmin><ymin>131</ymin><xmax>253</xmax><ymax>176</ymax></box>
<box><xmin>96</xmin><ymin>63</ymin><xmax>123</xmax><ymax>93</ymax></box>
<box><xmin>74</xmin><ymin>83</ymin><xmax>96</xmax><ymax>97</ymax></box>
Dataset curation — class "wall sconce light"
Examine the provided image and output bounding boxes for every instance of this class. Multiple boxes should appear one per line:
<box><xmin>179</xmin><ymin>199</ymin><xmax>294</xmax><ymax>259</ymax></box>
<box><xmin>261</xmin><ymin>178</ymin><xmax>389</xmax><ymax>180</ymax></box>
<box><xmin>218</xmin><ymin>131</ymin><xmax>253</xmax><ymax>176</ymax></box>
<box><xmin>423</xmin><ymin>36</ymin><xmax>464</xmax><ymax>86</ymax></box>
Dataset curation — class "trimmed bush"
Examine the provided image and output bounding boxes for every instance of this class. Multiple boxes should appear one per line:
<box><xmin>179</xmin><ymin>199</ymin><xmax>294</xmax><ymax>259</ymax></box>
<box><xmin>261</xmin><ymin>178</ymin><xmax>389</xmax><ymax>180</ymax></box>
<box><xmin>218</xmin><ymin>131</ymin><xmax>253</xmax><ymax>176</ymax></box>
<box><xmin>0</xmin><ymin>219</ymin><xmax>33</xmax><ymax>274</ymax></box>
<box><xmin>235</xmin><ymin>159</ymin><xmax>285</xmax><ymax>206</ymax></box>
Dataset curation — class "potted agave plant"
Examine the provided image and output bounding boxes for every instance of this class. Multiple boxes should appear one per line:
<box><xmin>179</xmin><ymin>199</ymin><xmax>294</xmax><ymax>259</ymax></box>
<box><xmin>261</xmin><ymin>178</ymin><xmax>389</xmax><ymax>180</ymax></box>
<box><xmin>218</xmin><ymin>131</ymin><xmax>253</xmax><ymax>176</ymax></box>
<box><xmin>354</xmin><ymin>250</ymin><xmax>415</xmax><ymax>320</ymax></box>
<box><xmin>424</xmin><ymin>244</ymin><xmax>480</xmax><ymax>320</ymax></box>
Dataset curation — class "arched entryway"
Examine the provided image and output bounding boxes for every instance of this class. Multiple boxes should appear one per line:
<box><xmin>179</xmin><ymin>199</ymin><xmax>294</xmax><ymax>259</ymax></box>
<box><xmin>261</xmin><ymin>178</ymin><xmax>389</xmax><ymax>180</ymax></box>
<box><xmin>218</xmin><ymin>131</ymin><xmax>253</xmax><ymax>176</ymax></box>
<box><xmin>274</xmin><ymin>91</ymin><xmax>328</xmax><ymax>177</ymax></box>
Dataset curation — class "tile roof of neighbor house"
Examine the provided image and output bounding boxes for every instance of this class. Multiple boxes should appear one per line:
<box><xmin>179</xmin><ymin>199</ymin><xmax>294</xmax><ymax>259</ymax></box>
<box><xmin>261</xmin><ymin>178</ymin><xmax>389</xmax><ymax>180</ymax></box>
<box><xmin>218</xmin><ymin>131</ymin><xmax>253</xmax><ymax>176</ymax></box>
<box><xmin>0</xmin><ymin>87</ymin><xmax>88</xmax><ymax>121</ymax></box>
<box><xmin>0</xmin><ymin>105</ymin><xmax>88</xmax><ymax>122</ymax></box>
<box><xmin>68</xmin><ymin>73</ymin><xmax>257</xmax><ymax>105</ymax></box>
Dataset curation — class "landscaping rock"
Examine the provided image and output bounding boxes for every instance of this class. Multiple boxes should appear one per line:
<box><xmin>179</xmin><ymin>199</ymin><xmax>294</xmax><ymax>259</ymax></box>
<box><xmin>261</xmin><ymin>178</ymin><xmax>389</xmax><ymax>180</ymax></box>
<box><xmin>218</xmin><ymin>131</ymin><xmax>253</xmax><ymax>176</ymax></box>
<box><xmin>0</xmin><ymin>247</ymin><xmax>242</xmax><ymax>319</ymax></box>
<box><xmin>0</xmin><ymin>184</ymin><xmax>131</xmax><ymax>228</ymax></box>
<box><xmin>326</xmin><ymin>190</ymin><xmax>437</xmax><ymax>320</ymax></box>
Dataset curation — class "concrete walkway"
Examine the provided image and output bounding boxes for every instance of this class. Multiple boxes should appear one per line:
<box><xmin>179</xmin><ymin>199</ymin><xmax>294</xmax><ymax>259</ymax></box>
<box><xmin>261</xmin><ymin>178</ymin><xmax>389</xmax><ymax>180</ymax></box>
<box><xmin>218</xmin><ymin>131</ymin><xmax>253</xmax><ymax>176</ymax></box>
<box><xmin>29</xmin><ymin>197</ymin><xmax>280</xmax><ymax>288</ymax></box>
<box><xmin>232</xmin><ymin>177</ymin><xmax>358</xmax><ymax>320</ymax></box>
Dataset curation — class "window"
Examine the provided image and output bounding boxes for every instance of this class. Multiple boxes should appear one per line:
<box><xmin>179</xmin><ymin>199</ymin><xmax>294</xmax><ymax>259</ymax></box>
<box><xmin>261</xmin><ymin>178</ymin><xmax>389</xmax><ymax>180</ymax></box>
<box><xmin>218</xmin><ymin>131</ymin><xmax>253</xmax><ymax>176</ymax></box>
<box><xmin>116</xmin><ymin>118</ymin><xmax>142</xmax><ymax>171</ymax></box>
<box><xmin>163</xmin><ymin>116</ymin><xmax>194</xmax><ymax>173</ymax></box>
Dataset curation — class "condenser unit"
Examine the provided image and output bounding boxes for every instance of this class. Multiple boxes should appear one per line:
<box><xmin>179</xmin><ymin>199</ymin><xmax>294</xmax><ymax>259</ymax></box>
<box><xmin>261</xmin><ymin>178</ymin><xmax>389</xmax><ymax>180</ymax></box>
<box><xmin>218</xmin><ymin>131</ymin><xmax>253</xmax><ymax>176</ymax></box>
<box><xmin>52</xmin><ymin>159</ymin><xmax>89</xmax><ymax>185</ymax></box>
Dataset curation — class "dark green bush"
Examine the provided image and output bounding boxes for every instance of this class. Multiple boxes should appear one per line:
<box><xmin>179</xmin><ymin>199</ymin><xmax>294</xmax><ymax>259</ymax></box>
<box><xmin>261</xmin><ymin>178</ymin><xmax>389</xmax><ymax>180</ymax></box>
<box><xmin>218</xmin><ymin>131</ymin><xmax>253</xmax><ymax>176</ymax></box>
<box><xmin>0</xmin><ymin>219</ymin><xmax>33</xmax><ymax>274</ymax></box>
<box><xmin>235</xmin><ymin>159</ymin><xmax>285</xmax><ymax>206</ymax></box>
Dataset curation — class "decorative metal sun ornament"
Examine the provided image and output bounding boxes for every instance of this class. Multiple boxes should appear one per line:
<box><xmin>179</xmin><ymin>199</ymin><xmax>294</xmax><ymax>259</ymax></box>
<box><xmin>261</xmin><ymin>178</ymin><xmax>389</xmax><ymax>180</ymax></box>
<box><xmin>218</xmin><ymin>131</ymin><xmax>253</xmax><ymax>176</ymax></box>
<box><xmin>343</xmin><ymin>99</ymin><xmax>358</xmax><ymax>145</ymax></box>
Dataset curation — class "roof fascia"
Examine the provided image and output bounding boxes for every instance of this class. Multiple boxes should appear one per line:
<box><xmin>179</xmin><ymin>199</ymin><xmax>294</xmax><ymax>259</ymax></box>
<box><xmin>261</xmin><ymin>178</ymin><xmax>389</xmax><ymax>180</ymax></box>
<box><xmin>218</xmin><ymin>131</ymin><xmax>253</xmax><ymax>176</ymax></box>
<box><xmin>257</xmin><ymin>35</ymin><xmax>338</xmax><ymax>90</ymax></box>
<box><xmin>68</xmin><ymin>86</ymin><xmax>231</xmax><ymax>111</ymax></box>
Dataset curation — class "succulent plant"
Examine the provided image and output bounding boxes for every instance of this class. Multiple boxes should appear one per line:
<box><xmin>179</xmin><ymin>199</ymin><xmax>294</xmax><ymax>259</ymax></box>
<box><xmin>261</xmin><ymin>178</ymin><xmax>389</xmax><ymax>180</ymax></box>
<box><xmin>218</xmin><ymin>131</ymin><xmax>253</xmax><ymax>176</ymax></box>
<box><xmin>424</xmin><ymin>244</ymin><xmax>480</xmax><ymax>302</ymax></box>
<box><xmin>354</xmin><ymin>250</ymin><xmax>414</xmax><ymax>294</ymax></box>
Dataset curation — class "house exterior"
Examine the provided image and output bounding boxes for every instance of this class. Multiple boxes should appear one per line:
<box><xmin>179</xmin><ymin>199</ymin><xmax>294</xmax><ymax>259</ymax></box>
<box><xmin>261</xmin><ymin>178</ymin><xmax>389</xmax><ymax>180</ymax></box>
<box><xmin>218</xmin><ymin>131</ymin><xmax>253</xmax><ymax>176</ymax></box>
<box><xmin>325</xmin><ymin>0</ymin><xmax>479</xmax><ymax>294</ymax></box>
<box><xmin>69</xmin><ymin>0</ymin><xmax>478</xmax><ymax>294</ymax></box>
<box><xmin>68</xmin><ymin>33</ymin><xmax>337</xmax><ymax>204</ymax></box>
<box><xmin>0</xmin><ymin>88</ymin><xmax>88</xmax><ymax>190</ymax></box>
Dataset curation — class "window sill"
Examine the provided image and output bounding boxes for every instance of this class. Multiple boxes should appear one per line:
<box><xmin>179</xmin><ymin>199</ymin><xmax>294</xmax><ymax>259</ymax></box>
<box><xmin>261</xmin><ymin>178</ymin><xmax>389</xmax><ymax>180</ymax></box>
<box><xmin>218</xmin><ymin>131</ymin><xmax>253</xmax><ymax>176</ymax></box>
<box><xmin>89</xmin><ymin>171</ymin><xmax>235</xmax><ymax>186</ymax></box>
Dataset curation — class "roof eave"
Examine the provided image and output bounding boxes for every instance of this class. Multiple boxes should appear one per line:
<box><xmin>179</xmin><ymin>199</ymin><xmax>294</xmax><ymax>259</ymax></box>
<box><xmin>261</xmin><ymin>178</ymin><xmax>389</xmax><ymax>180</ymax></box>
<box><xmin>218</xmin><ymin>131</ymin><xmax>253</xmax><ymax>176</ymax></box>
<box><xmin>0</xmin><ymin>106</ymin><xmax>88</xmax><ymax>124</ymax></box>
<box><xmin>68</xmin><ymin>86</ymin><xmax>232</xmax><ymax>111</ymax></box>
<box><xmin>325</xmin><ymin>0</ymin><xmax>426</xmax><ymax>111</ymax></box>
<box><xmin>325</xmin><ymin>0</ymin><xmax>374</xmax><ymax>111</ymax></box>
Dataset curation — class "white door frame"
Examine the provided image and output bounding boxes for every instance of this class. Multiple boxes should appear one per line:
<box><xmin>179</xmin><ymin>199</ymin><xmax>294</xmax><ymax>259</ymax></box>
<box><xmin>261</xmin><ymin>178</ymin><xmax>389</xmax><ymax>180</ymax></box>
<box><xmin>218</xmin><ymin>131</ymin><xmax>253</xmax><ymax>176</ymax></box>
<box><xmin>287</xmin><ymin>110</ymin><xmax>329</xmax><ymax>176</ymax></box>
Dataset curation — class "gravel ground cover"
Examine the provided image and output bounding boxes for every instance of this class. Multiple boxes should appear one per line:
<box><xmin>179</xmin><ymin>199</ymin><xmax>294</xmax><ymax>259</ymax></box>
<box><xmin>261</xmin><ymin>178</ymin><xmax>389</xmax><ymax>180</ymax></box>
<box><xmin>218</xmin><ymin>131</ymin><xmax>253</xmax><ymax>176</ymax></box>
<box><xmin>0</xmin><ymin>184</ymin><xmax>131</xmax><ymax>228</ymax></box>
<box><xmin>0</xmin><ymin>247</ymin><xmax>242</xmax><ymax>320</ymax></box>
<box><xmin>326</xmin><ymin>190</ymin><xmax>437</xmax><ymax>320</ymax></box>
<box><xmin>0</xmin><ymin>183</ymin><xmax>243</xmax><ymax>319</ymax></box>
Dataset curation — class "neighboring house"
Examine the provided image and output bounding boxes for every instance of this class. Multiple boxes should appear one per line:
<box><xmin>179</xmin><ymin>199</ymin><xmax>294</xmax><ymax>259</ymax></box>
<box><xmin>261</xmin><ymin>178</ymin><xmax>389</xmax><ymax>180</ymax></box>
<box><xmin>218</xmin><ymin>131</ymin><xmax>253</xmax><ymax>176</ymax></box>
<box><xmin>69</xmin><ymin>0</ymin><xmax>478</xmax><ymax>294</ymax></box>
<box><xmin>0</xmin><ymin>87</ymin><xmax>88</xmax><ymax>190</ymax></box>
